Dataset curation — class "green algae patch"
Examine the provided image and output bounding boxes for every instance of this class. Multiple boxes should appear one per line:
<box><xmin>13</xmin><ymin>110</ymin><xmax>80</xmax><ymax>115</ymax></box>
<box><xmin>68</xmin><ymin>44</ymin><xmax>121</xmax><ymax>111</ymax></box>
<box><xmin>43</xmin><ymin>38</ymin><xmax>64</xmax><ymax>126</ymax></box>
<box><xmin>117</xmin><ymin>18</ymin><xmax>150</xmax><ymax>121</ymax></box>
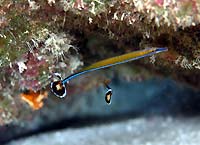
<box><xmin>0</xmin><ymin>14</ymin><xmax>31</xmax><ymax>66</ymax></box>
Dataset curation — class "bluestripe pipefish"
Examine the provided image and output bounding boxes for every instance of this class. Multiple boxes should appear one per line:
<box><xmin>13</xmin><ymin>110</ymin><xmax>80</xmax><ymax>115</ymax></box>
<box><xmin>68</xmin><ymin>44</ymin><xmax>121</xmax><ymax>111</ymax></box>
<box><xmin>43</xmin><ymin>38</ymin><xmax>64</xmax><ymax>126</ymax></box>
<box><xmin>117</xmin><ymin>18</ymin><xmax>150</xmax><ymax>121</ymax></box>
<box><xmin>50</xmin><ymin>47</ymin><xmax>168</xmax><ymax>99</ymax></box>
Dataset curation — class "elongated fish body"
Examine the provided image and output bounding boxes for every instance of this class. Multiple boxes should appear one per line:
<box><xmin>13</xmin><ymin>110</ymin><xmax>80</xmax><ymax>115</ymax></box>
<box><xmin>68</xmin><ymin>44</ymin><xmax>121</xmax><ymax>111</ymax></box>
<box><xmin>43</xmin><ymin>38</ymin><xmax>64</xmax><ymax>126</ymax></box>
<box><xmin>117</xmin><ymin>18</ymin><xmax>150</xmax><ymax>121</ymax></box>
<box><xmin>51</xmin><ymin>47</ymin><xmax>167</xmax><ymax>98</ymax></box>
<box><xmin>62</xmin><ymin>47</ymin><xmax>167</xmax><ymax>83</ymax></box>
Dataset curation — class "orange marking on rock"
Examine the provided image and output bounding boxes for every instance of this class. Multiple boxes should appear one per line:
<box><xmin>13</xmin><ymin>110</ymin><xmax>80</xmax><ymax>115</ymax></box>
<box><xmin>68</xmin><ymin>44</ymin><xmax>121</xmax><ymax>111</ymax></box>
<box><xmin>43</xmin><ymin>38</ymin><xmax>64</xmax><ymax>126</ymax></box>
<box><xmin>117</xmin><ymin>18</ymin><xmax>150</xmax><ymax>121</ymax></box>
<box><xmin>20</xmin><ymin>90</ymin><xmax>48</xmax><ymax>110</ymax></box>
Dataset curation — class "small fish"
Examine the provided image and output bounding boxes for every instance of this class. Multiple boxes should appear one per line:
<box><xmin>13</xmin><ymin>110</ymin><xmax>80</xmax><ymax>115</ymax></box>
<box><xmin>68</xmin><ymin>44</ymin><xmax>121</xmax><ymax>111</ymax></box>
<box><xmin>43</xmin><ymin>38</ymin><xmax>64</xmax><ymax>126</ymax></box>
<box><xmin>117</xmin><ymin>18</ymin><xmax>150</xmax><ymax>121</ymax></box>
<box><xmin>50</xmin><ymin>47</ymin><xmax>168</xmax><ymax>100</ymax></box>
<box><xmin>103</xmin><ymin>80</ymin><xmax>112</xmax><ymax>105</ymax></box>
<box><xmin>105</xmin><ymin>84</ymin><xmax>112</xmax><ymax>105</ymax></box>
<box><xmin>105</xmin><ymin>89</ymin><xmax>112</xmax><ymax>104</ymax></box>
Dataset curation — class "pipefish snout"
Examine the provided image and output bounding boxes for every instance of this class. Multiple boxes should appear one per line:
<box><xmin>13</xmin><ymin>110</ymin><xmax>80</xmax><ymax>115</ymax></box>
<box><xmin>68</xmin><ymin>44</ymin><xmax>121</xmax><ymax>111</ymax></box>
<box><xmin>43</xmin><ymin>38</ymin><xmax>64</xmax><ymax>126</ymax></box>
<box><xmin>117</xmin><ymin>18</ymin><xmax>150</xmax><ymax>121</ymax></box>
<box><xmin>50</xmin><ymin>47</ymin><xmax>168</xmax><ymax>100</ymax></box>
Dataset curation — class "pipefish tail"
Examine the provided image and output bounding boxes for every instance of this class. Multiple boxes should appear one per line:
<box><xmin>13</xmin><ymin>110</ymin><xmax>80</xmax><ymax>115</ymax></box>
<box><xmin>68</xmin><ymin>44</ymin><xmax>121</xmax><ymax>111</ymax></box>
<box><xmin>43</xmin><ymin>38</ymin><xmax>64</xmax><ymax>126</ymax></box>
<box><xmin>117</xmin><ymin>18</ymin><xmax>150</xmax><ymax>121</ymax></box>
<box><xmin>50</xmin><ymin>47</ymin><xmax>167</xmax><ymax>98</ymax></box>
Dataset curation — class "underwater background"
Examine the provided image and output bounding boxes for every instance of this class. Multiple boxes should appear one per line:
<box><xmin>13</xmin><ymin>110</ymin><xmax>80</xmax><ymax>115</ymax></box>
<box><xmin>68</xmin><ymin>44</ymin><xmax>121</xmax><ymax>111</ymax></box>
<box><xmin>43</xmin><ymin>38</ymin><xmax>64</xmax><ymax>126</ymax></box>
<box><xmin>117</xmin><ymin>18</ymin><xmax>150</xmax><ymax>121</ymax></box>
<box><xmin>0</xmin><ymin>0</ymin><xmax>200</xmax><ymax>144</ymax></box>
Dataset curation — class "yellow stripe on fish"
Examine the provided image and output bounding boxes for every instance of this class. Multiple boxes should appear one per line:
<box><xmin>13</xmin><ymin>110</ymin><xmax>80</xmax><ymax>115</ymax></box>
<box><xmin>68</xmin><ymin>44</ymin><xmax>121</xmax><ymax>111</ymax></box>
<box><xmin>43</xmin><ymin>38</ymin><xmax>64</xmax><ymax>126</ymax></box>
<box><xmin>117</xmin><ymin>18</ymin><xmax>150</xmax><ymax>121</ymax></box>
<box><xmin>82</xmin><ymin>48</ymin><xmax>161</xmax><ymax>71</ymax></box>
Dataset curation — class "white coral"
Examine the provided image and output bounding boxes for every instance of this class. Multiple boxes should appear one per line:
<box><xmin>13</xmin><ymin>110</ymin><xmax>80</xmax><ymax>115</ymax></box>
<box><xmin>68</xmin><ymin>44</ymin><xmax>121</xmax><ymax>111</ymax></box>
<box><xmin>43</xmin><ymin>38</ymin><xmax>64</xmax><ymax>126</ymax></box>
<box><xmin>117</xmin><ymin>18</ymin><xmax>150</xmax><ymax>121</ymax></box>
<box><xmin>17</xmin><ymin>61</ymin><xmax>27</xmax><ymax>73</ymax></box>
<box><xmin>43</xmin><ymin>32</ymin><xmax>75</xmax><ymax>60</ymax></box>
<box><xmin>28</xmin><ymin>0</ymin><xmax>40</xmax><ymax>10</ymax></box>
<box><xmin>69</xmin><ymin>56</ymin><xmax>83</xmax><ymax>73</ymax></box>
<box><xmin>47</xmin><ymin>0</ymin><xmax>55</xmax><ymax>6</ymax></box>
<box><xmin>175</xmin><ymin>56</ymin><xmax>200</xmax><ymax>70</ymax></box>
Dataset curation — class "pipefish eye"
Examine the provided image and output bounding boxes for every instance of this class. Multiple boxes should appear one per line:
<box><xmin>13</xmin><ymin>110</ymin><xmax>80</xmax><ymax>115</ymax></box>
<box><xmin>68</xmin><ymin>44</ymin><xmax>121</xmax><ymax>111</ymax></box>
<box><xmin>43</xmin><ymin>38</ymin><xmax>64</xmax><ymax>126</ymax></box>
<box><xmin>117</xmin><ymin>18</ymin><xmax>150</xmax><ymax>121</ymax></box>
<box><xmin>50</xmin><ymin>80</ymin><xmax>67</xmax><ymax>98</ymax></box>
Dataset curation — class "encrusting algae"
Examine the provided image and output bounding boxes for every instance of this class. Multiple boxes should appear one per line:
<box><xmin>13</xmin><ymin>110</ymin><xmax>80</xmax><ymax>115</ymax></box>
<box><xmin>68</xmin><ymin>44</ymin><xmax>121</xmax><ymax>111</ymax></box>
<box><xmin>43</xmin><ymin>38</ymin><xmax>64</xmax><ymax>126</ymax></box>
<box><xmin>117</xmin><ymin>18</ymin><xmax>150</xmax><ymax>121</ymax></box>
<box><xmin>20</xmin><ymin>90</ymin><xmax>48</xmax><ymax>110</ymax></box>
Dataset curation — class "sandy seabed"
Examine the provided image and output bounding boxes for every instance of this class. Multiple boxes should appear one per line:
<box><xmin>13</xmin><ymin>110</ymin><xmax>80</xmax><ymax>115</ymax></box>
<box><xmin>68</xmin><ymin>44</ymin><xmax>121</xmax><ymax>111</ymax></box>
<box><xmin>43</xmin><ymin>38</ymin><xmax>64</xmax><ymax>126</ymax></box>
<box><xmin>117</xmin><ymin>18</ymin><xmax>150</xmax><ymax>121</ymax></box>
<box><xmin>7</xmin><ymin>116</ymin><xmax>200</xmax><ymax>145</ymax></box>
